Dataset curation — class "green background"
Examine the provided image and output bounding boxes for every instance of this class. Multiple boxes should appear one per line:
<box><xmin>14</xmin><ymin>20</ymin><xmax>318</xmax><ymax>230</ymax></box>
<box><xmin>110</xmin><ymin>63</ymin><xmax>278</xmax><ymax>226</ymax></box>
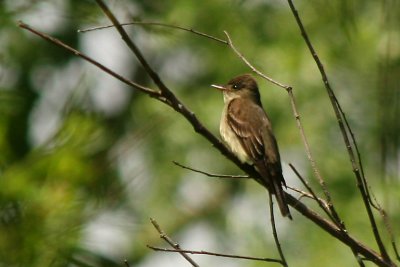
<box><xmin>1</xmin><ymin>0</ymin><xmax>399</xmax><ymax>266</ymax></box>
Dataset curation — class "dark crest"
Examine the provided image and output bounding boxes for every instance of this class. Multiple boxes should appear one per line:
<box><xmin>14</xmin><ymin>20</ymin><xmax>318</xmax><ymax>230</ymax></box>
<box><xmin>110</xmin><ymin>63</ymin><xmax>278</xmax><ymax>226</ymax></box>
<box><xmin>227</xmin><ymin>74</ymin><xmax>260</xmax><ymax>101</ymax></box>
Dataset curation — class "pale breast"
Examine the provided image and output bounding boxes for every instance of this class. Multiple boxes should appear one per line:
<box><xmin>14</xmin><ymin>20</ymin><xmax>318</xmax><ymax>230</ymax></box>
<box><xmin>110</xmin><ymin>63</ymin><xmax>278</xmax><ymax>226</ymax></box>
<box><xmin>220</xmin><ymin>105</ymin><xmax>251</xmax><ymax>164</ymax></box>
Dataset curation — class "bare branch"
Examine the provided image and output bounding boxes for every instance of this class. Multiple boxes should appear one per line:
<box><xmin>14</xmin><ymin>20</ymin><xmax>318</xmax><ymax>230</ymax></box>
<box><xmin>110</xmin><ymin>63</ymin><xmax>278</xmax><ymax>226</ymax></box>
<box><xmin>224</xmin><ymin>31</ymin><xmax>291</xmax><ymax>90</ymax></box>
<box><xmin>94</xmin><ymin>0</ymin><xmax>177</xmax><ymax>98</ymax></box>
<box><xmin>150</xmin><ymin>218</ymin><xmax>199</xmax><ymax>267</ymax></box>
<box><xmin>290</xmin><ymin>164</ymin><xmax>365</xmax><ymax>267</ymax></box>
<box><xmin>286</xmin><ymin>0</ymin><xmax>391</xmax><ymax>262</ymax></box>
<box><xmin>17</xmin><ymin>21</ymin><xmax>159</xmax><ymax>98</ymax></box>
<box><xmin>173</xmin><ymin>161</ymin><xmax>249</xmax><ymax>179</ymax></box>
<box><xmin>269</xmin><ymin>193</ymin><xmax>288</xmax><ymax>267</ymax></box>
<box><xmin>286</xmin><ymin>88</ymin><xmax>343</xmax><ymax>227</ymax></box>
<box><xmin>285</xmin><ymin>194</ymin><xmax>393</xmax><ymax>267</ymax></box>
<box><xmin>286</xmin><ymin>185</ymin><xmax>314</xmax><ymax>199</ymax></box>
<box><xmin>288</xmin><ymin>164</ymin><xmax>334</xmax><ymax>220</ymax></box>
<box><xmin>147</xmin><ymin>245</ymin><xmax>282</xmax><ymax>263</ymax></box>
<box><xmin>78</xmin><ymin>21</ymin><xmax>228</xmax><ymax>44</ymax></box>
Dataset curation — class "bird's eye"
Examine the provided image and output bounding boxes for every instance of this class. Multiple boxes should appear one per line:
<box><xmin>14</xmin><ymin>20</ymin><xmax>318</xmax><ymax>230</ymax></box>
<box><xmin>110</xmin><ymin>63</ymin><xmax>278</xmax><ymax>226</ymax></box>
<box><xmin>233</xmin><ymin>84</ymin><xmax>239</xmax><ymax>90</ymax></box>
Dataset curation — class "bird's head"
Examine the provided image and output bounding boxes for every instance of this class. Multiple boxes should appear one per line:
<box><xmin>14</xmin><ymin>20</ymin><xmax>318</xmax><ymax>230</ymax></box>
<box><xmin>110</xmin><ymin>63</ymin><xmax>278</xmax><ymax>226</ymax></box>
<box><xmin>212</xmin><ymin>74</ymin><xmax>261</xmax><ymax>103</ymax></box>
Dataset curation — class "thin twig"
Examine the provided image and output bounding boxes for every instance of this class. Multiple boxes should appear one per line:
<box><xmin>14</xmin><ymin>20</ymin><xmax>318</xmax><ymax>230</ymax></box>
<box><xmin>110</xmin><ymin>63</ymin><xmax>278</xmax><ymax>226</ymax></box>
<box><xmin>286</xmin><ymin>0</ymin><xmax>391</xmax><ymax>263</ymax></box>
<box><xmin>393</xmin><ymin>242</ymin><xmax>400</xmax><ymax>262</ymax></box>
<box><xmin>286</xmin><ymin>185</ymin><xmax>313</xmax><ymax>198</ymax></box>
<box><xmin>286</xmin><ymin>88</ymin><xmax>343</xmax><ymax>227</ymax></box>
<box><xmin>147</xmin><ymin>245</ymin><xmax>282</xmax><ymax>263</ymax></box>
<box><xmin>17</xmin><ymin>21</ymin><xmax>159</xmax><ymax>98</ymax></box>
<box><xmin>150</xmin><ymin>218</ymin><xmax>199</xmax><ymax>267</ymax></box>
<box><xmin>78</xmin><ymin>21</ymin><xmax>228</xmax><ymax>44</ymax></box>
<box><xmin>337</xmin><ymin>100</ymin><xmax>381</xmax><ymax>210</ymax></box>
<box><xmin>173</xmin><ymin>161</ymin><xmax>249</xmax><ymax>179</ymax></box>
<box><xmin>224</xmin><ymin>31</ymin><xmax>291</xmax><ymax>90</ymax></box>
<box><xmin>124</xmin><ymin>259</ymin><xmax>130</xmax><ymax>267</ymax></box>
<box><xmin>269</xmin><ymin>193</ymin><xmax>288</xmax><ymax>267</ymax></box>
<box><xmin>354</xmin><ymin>254</ymin><xmax>367</xmax><ymax>267</ymax></box>
<box><xmin>94</xmin><ymin>0</ymin><xmax>176</xmax><ymax>98</ymax></box>
<box><xmin>370</xmin><ymin>192</ymin><xmax>400</xmax><ymax>261</ymax></box>
<box><xmin>284</xmin><ymin>193</ymin><xmax>392</xmax><ymax>267</ymax></box>
<box><xmin>288</xmin><ymin>163</ymin><xmax>335</xmax><ymax>222</ymax></box>
<box><xmin>173</xmin><ymin>140</ymin><xmax>331</xmax><ymax>253</ymax></box>
<box><xmin>224</xmin><ymin>29</ymin><xmax>343</xmax><ymax>228</ymax></box>
<box><xmin>286</xmin><ymin>186</ymin><xmax>328</xmax><ymax>204</ymax></box>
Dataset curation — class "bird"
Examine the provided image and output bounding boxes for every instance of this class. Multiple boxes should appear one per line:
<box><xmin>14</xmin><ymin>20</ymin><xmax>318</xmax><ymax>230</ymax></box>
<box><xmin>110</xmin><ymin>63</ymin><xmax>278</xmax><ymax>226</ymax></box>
<box><xmin>212</xmin><ymin>74</ymin><xmax>292</xmax><ymax>219</ymax></box>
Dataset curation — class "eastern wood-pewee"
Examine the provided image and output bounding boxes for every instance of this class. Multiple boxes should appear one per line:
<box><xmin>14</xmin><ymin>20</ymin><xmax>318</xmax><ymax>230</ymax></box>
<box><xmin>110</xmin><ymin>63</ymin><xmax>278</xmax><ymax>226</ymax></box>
<box><xmin>212</xmin><ymin>74</ymin><xmax>292</xmax><ymax>219</ymax></box>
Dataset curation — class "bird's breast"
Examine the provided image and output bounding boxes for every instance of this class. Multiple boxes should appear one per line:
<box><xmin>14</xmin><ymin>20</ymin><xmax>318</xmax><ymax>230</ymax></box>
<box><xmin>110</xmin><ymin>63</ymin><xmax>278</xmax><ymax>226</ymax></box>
<box><xmin>220</xmin><ymin>105</ymin><xmax>251</xmax><ymax>164</ymax></box>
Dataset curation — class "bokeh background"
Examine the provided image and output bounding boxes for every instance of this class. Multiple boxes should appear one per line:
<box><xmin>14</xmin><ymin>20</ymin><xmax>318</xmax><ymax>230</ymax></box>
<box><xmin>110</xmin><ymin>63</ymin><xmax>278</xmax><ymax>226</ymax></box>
<box><xmin>1</xmin><ymin>0</ymin><xmax>399</xmax><ymax>266</ymax></box>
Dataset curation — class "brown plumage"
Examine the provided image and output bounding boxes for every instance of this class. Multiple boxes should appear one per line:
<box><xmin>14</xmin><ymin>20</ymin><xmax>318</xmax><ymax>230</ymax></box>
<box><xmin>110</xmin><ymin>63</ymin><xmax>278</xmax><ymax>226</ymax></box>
<box><xmin>212</xmin><ymin>74</ymin><xmax>292</xmax><ymax>219</ymax></box>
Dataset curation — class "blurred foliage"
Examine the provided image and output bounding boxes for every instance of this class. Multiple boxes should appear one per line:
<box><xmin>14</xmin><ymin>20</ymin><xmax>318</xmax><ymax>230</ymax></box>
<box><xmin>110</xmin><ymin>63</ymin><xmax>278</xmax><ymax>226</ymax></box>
<box><xmin>0</xmin><ymin>0</ymin><xmax>399</xmax><ymax>267</ymax></box>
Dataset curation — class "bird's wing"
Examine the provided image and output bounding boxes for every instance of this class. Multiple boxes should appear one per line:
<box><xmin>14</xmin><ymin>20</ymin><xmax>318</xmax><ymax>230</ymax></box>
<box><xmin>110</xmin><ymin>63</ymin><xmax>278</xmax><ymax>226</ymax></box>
<box><xmin>227</xmin><ymin>98</ymin><xmax>284</xmax><ymax>182</ymax></box>
<box><xmin>227</xmin><ymin>98</ymin><xmax>265</xmax><ymax>161</ymax></box>
<box><xmin>227</xmin><ymin>98</ymin><xmax>291</xmax><ymax>218</ymax></box>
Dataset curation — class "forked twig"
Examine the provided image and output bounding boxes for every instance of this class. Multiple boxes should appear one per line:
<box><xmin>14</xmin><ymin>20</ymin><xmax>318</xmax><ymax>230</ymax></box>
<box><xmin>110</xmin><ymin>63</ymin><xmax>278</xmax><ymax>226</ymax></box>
<box><xmin>150</xmin><ymin>218</ymin><xmax>199</xmax><ymax>267</ymax></box>
<box><xmin>288</xmin><ymin>164</ymin><xmax>332</xmax><ymax>218</ymax></box>
<box><xmin>147</xmin><ymin>245</ymin><xmax>282</xmax><ymax>263</ymax></box>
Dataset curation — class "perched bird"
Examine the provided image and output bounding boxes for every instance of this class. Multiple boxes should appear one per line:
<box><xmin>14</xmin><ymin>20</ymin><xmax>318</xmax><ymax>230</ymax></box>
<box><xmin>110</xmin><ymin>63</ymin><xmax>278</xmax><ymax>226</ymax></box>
<box><xmin>212</xmin><ymin>74</ymin><xmax>292</xmax><ymax>219</ymax></box>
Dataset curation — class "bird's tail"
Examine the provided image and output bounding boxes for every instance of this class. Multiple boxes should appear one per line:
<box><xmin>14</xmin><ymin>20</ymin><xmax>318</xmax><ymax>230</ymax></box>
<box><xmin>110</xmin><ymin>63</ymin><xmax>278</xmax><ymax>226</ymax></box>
<box><xmin>271</xmin><ymin>177</ymin><xmax>292</xmax><ymax>220</ymax></box>
<box><xmin>256</xmin><ymin>162</ymin><xmax>292</xmax><ymax>219</ymax></box>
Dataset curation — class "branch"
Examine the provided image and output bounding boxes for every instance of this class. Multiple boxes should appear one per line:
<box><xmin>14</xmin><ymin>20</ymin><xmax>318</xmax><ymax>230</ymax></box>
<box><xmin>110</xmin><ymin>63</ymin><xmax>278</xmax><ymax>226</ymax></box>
<box><xmin>78</xmin><ymin>21</ymin><xmax>228</xmax><ymax>44</ymax></box>
<box><xmin>173</xmin><ymin>161</ymin><xmax>249</xmax><ymax>179</ymax></box>
<box><xmin>286</xmin><ymin>0</ymin><xmax>391</xmax><ymax>263</ymax></box>
<box><xmin>147</xmin><ymin>246</ymin><xmax>282</xmax><ymax>263</ymax></box>
<box><xmin>223</xmin><ymin>31</ymin><xmax>291</xmax><ymax>90</ymax></box>
<box><xmin>149</xmin><ymin>218</ymin><xmax>283</xmax><ymax>264</ymax></box>
<box><xmin>150</xmin><ymin>218</ymin><xmax>199</xmax><ymax>267</ymax></box>
<box><xmin>288</xmin><ymin>163</ymin><xmax>333</xmax><ymax>219</ymax></box>
<box><xmin>17</xmin><ymin>21</ymin><xmax>159</xmax><ymax>98</ymax></box>
<box><xmin>269</xmin><ymin>193</ymin><xmax>288</xmax><ymax>267</ymax></box>
<box><xmin>285</xmin><ymin>194</ymin><xmax>393</xmax><ymax>267</ymax></box>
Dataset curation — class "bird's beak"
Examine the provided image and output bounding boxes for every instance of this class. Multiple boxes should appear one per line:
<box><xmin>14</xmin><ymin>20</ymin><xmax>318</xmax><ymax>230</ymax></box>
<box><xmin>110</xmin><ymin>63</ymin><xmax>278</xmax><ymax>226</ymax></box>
<box><xmin>211</xmin><ymin>84</ymin><xmax>226</xmax><ymax>91</ymax></box>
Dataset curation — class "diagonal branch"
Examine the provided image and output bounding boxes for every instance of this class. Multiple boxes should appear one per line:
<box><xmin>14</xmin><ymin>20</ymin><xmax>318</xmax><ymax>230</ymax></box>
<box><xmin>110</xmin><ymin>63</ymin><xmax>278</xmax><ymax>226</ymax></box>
<box><xmin>150</xmin><ymin>218</ymin><xmax>199</xmax><ymax>267</ymax></box>
<box><xmin>17</xmin><ymin>21</ymin><xmax>159</xmax><ymax>98</ymax></box>
<box><xmin>288</xmin><ymin>164</ymin><xmax>331</xmax><ymax>214</ymax></box>
<box><xmin>286</xmin><ymin>0</ymin><xmax>391</xmax><ymax>262</ymax></box>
